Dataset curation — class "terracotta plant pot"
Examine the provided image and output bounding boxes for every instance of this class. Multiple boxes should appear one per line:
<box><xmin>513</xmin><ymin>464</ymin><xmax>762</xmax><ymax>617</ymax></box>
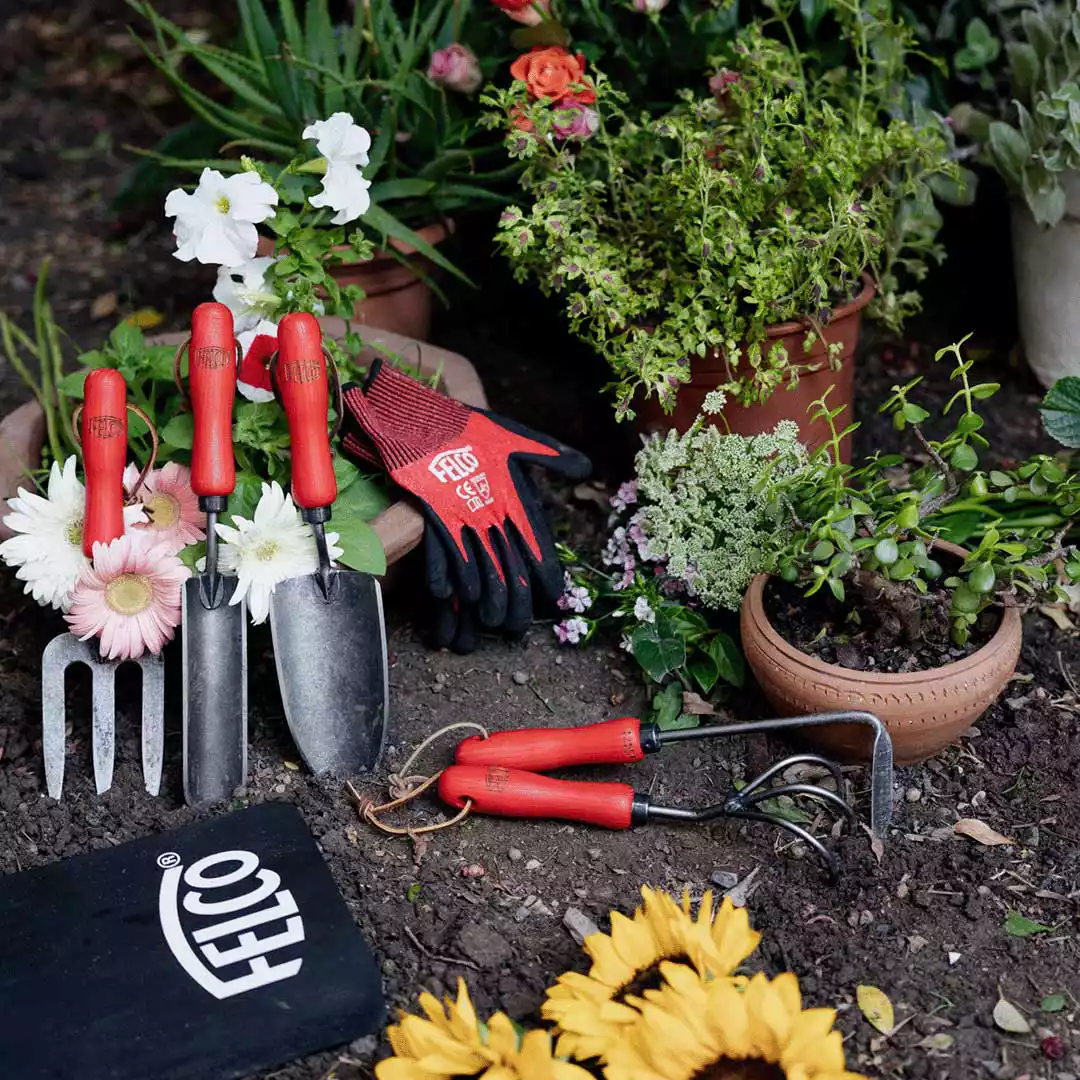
<box><xmin>0</xmin><ymin>318</ymin><xmax>487</xmax><ymax>572</ymax></box>
<box><xmin>638</xmin><ymin>276</ymin><xmax>875</xmax><ymax>460</ymax></box>
<box><xmin>739</xmin><ymin>542</ymin><xmax>1023</xmax><ymax>765</ymax></box>
<box><xmin>256</xmin><ymin>220</ymin><xmax>451</xmax><ymax>342</ymax></box>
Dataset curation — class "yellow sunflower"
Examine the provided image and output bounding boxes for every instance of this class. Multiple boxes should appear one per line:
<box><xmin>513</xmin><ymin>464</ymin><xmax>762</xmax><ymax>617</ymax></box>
<box><xmin>377</xmin><ymin>979</ymin><xmax>593</xmax><ymax>1080</ymax></box>
<box><xmin>542</xmin><ymin>888</ymin><xmax>761</xmax><ymax>1062</ymax></box>
<box><xmin>604</xmin><ymin>963</ymin><xmax>866</xmax><ymax>1080</ymax></box>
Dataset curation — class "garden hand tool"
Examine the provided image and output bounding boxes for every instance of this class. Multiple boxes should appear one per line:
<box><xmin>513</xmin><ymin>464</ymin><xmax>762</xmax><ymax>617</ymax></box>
<box><xmin>180</xmin><ymin>301</ymin><xmax>248</xmax><ymax>806</ymax></box>
<box><xmin>440</xmin><ymin>710</ymin><xmax>894</xmax><ymax>878</ymax></box>
<box><xmin>340</xmin><ymin>360</ymin><xmax>591</xmax><ymax>645</ymax></box>
<box><xmin>268</xmin><ymin>312</ymin><xmax>388</xmax><ymax>777</ymax></box>
<box><xmin>41</xmin><ymin>369</ymin><xmax>165</xmax><ymax>800</ymax></box>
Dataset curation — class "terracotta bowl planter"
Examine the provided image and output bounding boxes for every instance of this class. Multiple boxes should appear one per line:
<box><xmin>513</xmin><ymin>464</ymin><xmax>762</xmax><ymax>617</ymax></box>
<box><xmin>739</xmin><ymin>542</ymin><xmax>1023</xmax><ymax>765</ymax></box>
<box><xmin>256</xmin><ymin>221</ymin><xmax>451</xmax><ymax>343</ymax></box>
<box><xmin>0</xmin><ymin>318</ymin><xmax>487</xmax><ymax>573</ymax></box>
<box><xmin>638</xmin><ymin>276</ymin><xmax>875</xmax><ymax>461</ymax></box>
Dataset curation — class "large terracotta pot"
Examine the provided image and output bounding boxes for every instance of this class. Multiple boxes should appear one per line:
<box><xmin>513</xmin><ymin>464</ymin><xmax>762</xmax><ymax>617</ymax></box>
<box><xmin>0</xmin><ymin>319</ymin><xmax>487</xmax><ymax>571</ymax></box>
<box><xmin>739</xmin><ymin>542</ymin><xmax>1023</xmax><ymax>765</ymax></box>
<box><xmin>256</xmin><ymin>220</ymin><xmax>451</xmax><ymax>342</ymax></box>
<box><xmin>638</xmin><ymin>276</ymin><xmax>875</xmax><ymax>460</ymax></box>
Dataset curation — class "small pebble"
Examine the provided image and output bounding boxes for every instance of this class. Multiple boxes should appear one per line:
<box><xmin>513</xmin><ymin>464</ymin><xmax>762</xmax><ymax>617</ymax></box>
<box><xmin>525</xmin><ymin>858</ymin><xmax>541</xmax><ymax>871</ymax></box>
<box><xmin>587</xmin><ymin>847</ymin><xmax>602</xmax><ymax>860</ymax></box>
<box><xmin>508</xmin><ymin>847</ymin><xmax>523</xmax><ymax>862</ymax></box>
<box><xmin>906</xmin><ymin>787</ymin><xmax>922</xmax><ymax>803</ymax></box>
<box><xmin>273</xmin><ymin>783</ymin><xmax>286</xmax><ymax>794</ymax></box>
<box><xmin>512</xmin><ymin>671</ymin><xmax>529</xmax><ymax>686</ymax></box>
<box><xmin>461</xmin><ymin>864</ymin><xmax>485</xmax><ymax>878</ymax></box>
<box><xmin>710</xmin><ymin>870</ymin><xmax>740</xmax><ymax>890</ymax></box>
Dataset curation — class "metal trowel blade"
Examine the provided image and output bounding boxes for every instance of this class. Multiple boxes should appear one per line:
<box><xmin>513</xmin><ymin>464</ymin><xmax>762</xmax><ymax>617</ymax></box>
<box><xmin>269</xmin><ymin>569</ymin><xmax>388</xmax><ymax>777</ymax></box>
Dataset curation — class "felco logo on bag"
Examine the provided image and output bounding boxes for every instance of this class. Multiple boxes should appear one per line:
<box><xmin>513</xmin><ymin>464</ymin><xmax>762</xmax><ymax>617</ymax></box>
<box><xmin>157</xmin><ymin>848</ymin><xmax>305</xmax><ymax>1000</ymax></box>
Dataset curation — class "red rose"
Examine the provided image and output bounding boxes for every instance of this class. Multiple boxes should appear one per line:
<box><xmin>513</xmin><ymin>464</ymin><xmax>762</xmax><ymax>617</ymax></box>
<box><xmin>510</xmin><ymin>46</ymin><xmax>594</xmax><ymax>103</ymax></box>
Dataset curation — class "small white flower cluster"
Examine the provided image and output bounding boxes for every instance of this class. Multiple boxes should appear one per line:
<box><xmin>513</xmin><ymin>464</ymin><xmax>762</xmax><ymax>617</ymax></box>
<box><xmin>632</xmin><ymin>420</ymin><xmax>810</xmax><ymax>611</ymax></box>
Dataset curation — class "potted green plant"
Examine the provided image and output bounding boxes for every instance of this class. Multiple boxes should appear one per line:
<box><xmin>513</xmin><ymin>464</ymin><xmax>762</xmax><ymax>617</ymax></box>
<box><xmin>740</xmin><ymin>337</ymin><xmax>1080</xmax><ymax>764</ymax></box>
<box><xmin>483</xmin><ymin>0</ymin><xmax>960</xmax><ymax>447</ymax></box>
<box><xmin>126</xmin><ymin>0</ymin><xmax>510</xmax><ymax>338</ymax></box>
<box><xmin>950</xmin><ymin>0</ymin><xmax>1080</xmax><ymax>388</ymax></box>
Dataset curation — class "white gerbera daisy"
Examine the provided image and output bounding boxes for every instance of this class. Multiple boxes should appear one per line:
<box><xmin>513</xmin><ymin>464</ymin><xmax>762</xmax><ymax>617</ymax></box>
<box><xmin>165</xmin><ymin>168</ymin><xmax>278</xmax><ymax>266</ymax></box>
<box><xmin>0</xmin><ymin>456</ymin><xmax>146</xmax><ymax>611</ymax></box>
<box><xmin>215</xmin><ymin>481</ymin><xmax>342</xmax><ymax>625</ymax></box>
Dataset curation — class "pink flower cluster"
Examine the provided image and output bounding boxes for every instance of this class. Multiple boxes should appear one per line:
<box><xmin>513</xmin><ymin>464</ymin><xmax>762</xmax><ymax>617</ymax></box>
<box><xmin>603</xmin><ymin>508</ymin><xmax>657</xmax><ymax>590</ymax></box>
<box><xmin>554</xmin><ymin>616</ymin><xmax>589</xmax><ymax>644</ymax></box>
<box><xmin>557</xmin><ymin>571</ymin><xmax>593</xmax><ymax>613</ymax></box>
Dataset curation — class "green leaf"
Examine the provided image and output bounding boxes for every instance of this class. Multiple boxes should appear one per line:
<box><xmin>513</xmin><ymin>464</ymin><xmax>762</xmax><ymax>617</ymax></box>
<box><xmin>988</xmin><ymin>122</ymin><xmax>1031</xmax><ymax>187</ymax></box>
<box><xmin>969</xmin><ymin>562</ymin><xmax>996</xmax><ymax>594</ymax></box>
<box><xmin>951</xmin><ymin>443</ymin><xmax>979</xmax><ymax>471</ymax></box>
<box><xmin>333</xmin><ymin>476</ymin><xmax>391</xmax><ymax>522</ymax></box>
<box><xmin>811</xmin><ymin>539</ymin><xmax>835</xmax><ymax>560</ymax></box>
<box><xmin>177</xmin><ymin>541</ymin><xmax>206</xmax><ymax>571</ymax></box>
<box><xmin>363</xmin><ymin>202</ymin><xmax>471</xmax><ymax>285</ymax></box>
<box><xmin>902</xmin><ymin>403</ymin><xmax>930</xmax><ymax>423</ymax></box>
<box><xmin>875</xmin><ymin>538</ymin><xmax>899</xmax><ymax>565</ymax></box>
<box><xmin>888</xmin><ymin>557</ymin><xmax>915</xmax><ymax>581</ymax></box>
<box><xmin>1004</xmin><ymin>910</ymin><xmax>1053</xmax><ymax>937</ymax></box>
<box><xmin>406</xmin><ymin>882</ymin><xmax>422</xmax><ymax>903</ymax></box>
<box><xmin>1041</xmin><ymin>376</ymin><xmax>1080</xmax><ymax>447</ymax></box>
<box><xmin>632</xmin><ymin>621</ymin><xmax>687</xmax><ymax>684</ymax></box>
<box><xmin>954</xmin><ymin>18</ymin><xmax>1001</xmax><ymax>71</ymax></box>
<box><xmin>160</xmin><ymin>413</ymin><xmax>194</xmax><ymax>450</ymax></box>
<box><xmin>1041</xmin><ymin>993</ymin><xmax>1066</xmax><ymax>1013</ymax></box>
<box><xmin>688</xmin><ymin>651</ymin><xmax>719</xmax><ymax>694</ymax></box>
<box><xmin>332</xmin><ymin>517</ymin><xmax>386</xmax><ymax>575</ymax></box>
<box><xmin>798</xmin><ymin>0</ymin><xmax>830</xmax><ymax>35</ymax></box>
<box><xmin>226</xmin><ymin>471</ymin><xmax>265</xmax><ymax>522</ymax></box>
<box><xmin>707</xmin><ymin>633</ymin><xmax>745</xmax><ymax>688</ymax></box>
<box><xmin>57</xmin><ymin>369</ymin><xmax>89</xmax><ymax>398</ymax></box>
<box><xmin>651</xmin><ymin>681</ymin><xmax>684</xmax><ymax>730</ymax></box>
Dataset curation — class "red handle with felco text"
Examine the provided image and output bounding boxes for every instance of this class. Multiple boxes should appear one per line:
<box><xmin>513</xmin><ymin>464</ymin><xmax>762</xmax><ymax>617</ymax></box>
<box><xmin>439</xmin><ymin>765</ymin><xmax>636</xmax><ymax>829</ymax></box>
<box><xmin>82</xmin><ymin>368</ymin><xmax>128</xmax><ymax>556</ymax></box>
<box><xmin>275</xmin><ymin>312</ymin><xmax>336</xmax><ymax>510</ymax></box>
<box><xmin>455</xmin><ymin>718</ymin><xmax>646</xmax><ymax>771</ymax></box>
<box><xmin>189</xmin><ymin>302</ymin><xmax>237</xmax><ymax>499</ymax></box>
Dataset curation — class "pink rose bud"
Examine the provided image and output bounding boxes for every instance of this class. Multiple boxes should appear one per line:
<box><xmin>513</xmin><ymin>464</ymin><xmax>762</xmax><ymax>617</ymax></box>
<box><xmin>633</xmin><ymin>0</ymin><xmax>670</xmax><ymax>9</ymax></box>
<box><xmin>551</xmin><ymin>96</ymin><xmax>599</xmax><ymax>141</ymax></box>
<box><xmin>428</xmin><ymin>43</ymin><xmax>482</xmax><ymax>95</ymax></box>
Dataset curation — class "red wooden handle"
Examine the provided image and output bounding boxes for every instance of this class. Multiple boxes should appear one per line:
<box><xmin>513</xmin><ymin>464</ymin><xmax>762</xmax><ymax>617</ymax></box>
<box><xmin>189</xmin><ymin>302</ymin><xmax>237</xmax><ymax>499</ymax></box>
<box><xmin>82</xmin><ymin>369</ymin><xmax>128</xmax><ymax>556</ymax></box>
<box><xmin>439</xmin><ymin>765</ymin><xmax>635</xmax><ymax>829</ymax></box>
<box><xmin>276</xmin><ymin>312</ymin><xmax>336</xmax><ymax>511</ymax></box>
<box><xmin>455</xmin><ymin>718</ymin><xmax>645</xmax><ymax>770</ymax></box>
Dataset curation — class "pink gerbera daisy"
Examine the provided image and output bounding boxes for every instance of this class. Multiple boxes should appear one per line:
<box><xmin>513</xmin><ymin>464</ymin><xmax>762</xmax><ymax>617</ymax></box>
<box><xmin>65</xmin><ymin>532</ymin><xmax>191</xmax><ymax>660</ymax></box>
<box><xmin>125</xmin><ymin>462</ymin><xmax>206</xmax><ymax>553</ymax></box>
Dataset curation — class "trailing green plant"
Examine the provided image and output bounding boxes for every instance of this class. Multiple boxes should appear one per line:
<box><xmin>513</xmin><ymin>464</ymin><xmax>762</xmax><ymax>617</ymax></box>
<box><xmin>485</xmin><ymin>1</ymin><xmax>960</xmax><ymax>418</ymax></box>
<box><xmin>552</xmin><ymin>406</ymin><xmax>809</xmax><ymax>725</ymax></box>
<box><xmin>774</xmin><ymin>335</ymin><xmax>1080</xmax><ymax>647</ymax></box>
<box><xmin>126</xmin><ymin>0</ymin><xmax>512</xmax><ymax>278</ymax></box>
<box><xmin>950</xmin><ymin>0</ymin><xmax>1080</xmax><ymax>226</ymax></box>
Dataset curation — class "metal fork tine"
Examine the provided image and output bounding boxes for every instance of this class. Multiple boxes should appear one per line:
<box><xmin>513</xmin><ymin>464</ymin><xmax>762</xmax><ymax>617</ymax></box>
<box><xmin>41</xmin><ymin>634</ymin><xmax>73</xmax><ymax>800</ymax></box>
<box><xmin>138</xmin><ymin>654</ymin><xmax>165</xmax><ymax>796</ymax></box>
<box><xmin>91</xmin><ymin>654</ymin><xmax>117</xmax><ymax>795</ymax></box>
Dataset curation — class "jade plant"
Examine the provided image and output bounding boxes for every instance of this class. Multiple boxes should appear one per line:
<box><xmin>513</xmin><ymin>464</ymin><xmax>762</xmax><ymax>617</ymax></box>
<box><xmin>774</xmin><ymin>337</ymin><xmax>1080</xmax><ymax>646</ymax></box>
<box><xmin>951</xmin><ymin>0</ymin><xmax>1080</xmax><ymax>227</ymax></box>
<box><xmin>485</xmin><ymin>1</ymin><xmax>961</xmax><ymax>418</ymax></box>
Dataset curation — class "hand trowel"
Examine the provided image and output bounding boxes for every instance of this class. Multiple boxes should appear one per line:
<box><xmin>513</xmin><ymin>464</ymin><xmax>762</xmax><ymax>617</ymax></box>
<box><xmin>181</xmin><ymin>302</ymin><xmax>248</xmax><ymax>804</ymax></box>
<box><xmin>268</xmin><ymin>312</ymin><xmax>388</xmax><ymax>777</ymax></box>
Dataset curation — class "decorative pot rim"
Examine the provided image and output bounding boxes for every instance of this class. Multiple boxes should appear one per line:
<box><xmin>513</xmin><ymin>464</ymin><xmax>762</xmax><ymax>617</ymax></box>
<box><xmin>763</xmin><ymin>272</ymin><xmax>876</xmax><ymax>341</ymax></box>
<box><xmin>742</xmin><ymin>539</ymin><xmax>1023</xmax><ymax>687</ymax></box>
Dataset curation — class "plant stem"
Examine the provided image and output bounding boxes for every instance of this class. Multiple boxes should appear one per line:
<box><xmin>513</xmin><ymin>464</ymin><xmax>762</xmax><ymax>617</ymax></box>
<box><xmin>46</xmin><ymin>306</ymin><xmax>76</xmax><ymax>457</ymax></box>
<box><xmin>32</xmin><ymin>261</ymin><xmax>63</xmax><ymax>465</ymax></box>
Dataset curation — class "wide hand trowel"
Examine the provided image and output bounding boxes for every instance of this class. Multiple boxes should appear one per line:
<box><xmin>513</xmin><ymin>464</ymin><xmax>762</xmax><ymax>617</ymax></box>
<box><xmin>181</xmin><ymin>302</ymin><xmax>247</xmax><ymax>804</ymax></box>
<box><xmin>268</xmin><ymin>313</ymin><xmax>388</xmax><ymax>777</ymax></box>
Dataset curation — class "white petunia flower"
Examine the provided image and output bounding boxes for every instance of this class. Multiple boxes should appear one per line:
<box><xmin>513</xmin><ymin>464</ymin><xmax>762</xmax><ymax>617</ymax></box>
<box><xmin>633</xmin><ymin>596</ymin><xmax>656</xmax><ymax>623</ymax></box>
<box><xmin>302</xmin><ymin>113</ymin><xmax>373</xmax><ymax>225</ymax></box>
<box><xmin>212</xmin><ymin>255</ymin><xmax>279</xmax><ymax>332</ymax></box>
<box><xmin>214</xmin><ymin>481</ymin><xmax>342</xmax><ymax>625</ymax></box>
<box><xmin>165</xmin><ymin>168</ymin><xmax>278</xmax><ymax>266</ymax></box>
<box><xmin>0</xmin><ymin>456</ymin><xmax>146</xmax><ymax>611</ymax></box>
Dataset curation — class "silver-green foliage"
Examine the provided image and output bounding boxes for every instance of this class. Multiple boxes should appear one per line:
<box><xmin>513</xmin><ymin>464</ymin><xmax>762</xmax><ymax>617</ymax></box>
<box><xmin>956</xmin><ymin>0</ymin><xmax>1080</xmax><ymax>226</ymax></box>
<box><xmin>634</xmin><ymin>412</ymin><xmax>810</xmax><ymax>610</ymax></box>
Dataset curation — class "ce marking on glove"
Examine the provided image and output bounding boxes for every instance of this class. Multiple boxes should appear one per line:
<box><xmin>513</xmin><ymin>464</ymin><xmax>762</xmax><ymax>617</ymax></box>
<box><xmin>456</xmin><ymin>474</ymin><xmax>494</xmax><ymax>513</ymax></box>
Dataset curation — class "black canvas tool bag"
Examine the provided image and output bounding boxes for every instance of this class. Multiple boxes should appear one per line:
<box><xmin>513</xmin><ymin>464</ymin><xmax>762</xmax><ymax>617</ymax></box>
<box><xmin>0</xmin><ymin>801</ymin><xmax>384</xmax><ymax>1079</ymax></box>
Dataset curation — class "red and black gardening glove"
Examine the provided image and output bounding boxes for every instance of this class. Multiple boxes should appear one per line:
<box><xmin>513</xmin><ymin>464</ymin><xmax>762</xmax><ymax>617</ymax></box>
<box><xmin>341</xmin><ymin>360</ymin><xmax>590</xmax><ymax>641</ymax></box>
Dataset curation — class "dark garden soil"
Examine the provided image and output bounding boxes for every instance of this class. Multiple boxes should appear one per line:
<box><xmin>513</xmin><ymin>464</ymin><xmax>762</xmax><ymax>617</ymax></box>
<box><xmin>3</xmin><ymin>7</ymin><xmax>1080</xmax><ymax>1080</ymax></box>
<box><xmin>763</xmin><ymin>578</ymin><xmax>998</xmax><ymax>674</ymax></box>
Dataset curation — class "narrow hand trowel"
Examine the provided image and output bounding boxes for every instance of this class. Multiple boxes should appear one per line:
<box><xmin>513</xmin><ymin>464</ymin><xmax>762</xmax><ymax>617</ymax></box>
<box><xmin>181</xmin><ymin>302</ymin><xmax>248</xmax><ymax>805</ymax></box>
<box><xmin>268</xmin><ymin>312</ymin><xmax>388</xmax><ymax>777</ymax></box>
<box><xmin>41</xmin><ymin>369</ymin><xmax>164</xmax><ymax>799</ymax></box>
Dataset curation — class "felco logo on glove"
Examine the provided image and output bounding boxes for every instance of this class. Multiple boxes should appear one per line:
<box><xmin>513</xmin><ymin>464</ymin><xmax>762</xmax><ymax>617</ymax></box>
<box><xmin>157</xmin><ymin>848</ymin><xmax>305</xmax><ymax>1000</ymax></box>
<box><xmin>428</xmin><ymin>446</ymin><xmax>495</xmax><ymax>512</ymax></box>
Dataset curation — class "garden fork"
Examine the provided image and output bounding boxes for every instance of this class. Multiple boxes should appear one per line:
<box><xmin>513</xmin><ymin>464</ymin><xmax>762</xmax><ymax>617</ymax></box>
<box><xmin>41</xmin><ymin>369</ymin><xmax>164</xmax><ymax>800</ymax></box>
